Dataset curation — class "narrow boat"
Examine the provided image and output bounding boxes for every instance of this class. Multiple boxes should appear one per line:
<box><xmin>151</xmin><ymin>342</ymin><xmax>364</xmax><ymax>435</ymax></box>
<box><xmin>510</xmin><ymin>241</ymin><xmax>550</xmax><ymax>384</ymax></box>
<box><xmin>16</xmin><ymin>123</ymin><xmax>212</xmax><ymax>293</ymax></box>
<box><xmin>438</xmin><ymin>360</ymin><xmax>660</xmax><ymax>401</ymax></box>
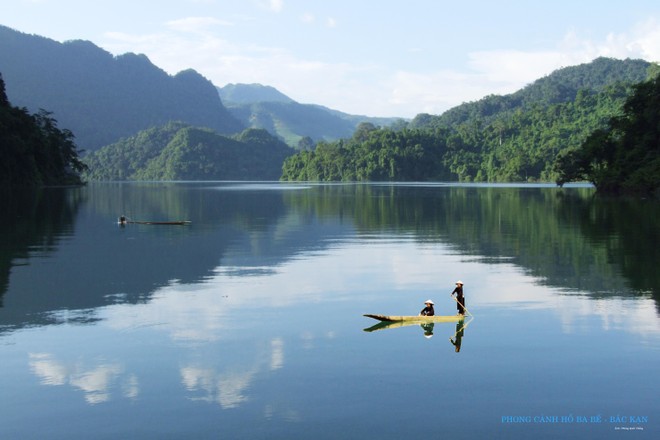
<box><xmin>118</xmin><ymin>216</ymin><xmax>190</xmax><ymax>226</ymax></box>
<box><xmin>363</xmin><ymin>314</ymin><xmax>465</xmax><ymax>323</ymax></box>
<box><xmin>125</xmin><ymin>220</ymin><xmax>191</xmax><ymax>225</ymax></box>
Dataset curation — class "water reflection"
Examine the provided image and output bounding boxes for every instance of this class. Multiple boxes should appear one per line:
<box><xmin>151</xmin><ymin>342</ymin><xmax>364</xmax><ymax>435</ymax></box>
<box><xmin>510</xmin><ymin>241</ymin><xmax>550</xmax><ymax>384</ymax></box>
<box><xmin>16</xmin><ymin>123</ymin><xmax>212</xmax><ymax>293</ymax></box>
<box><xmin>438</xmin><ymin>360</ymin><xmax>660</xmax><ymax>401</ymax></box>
<box><xmin>28</xmin><ymin>352</ymin><xmax>136</xmax><ymax>405</ymax></box>
<box><xmin>2</xmin><ymin>183</ymin><xmax>659</xmax><ymax>328</ymax></box>
<box><xmin>449</xmin><ymin>318</ymin><xmax>474</xmax><ymax>353</ymax></box>
<box><xmin>1</xmin><ymin>183</ymin><xmax>658</xmax><ymax>439</ymax></box>
<box><xmin>181</xmin><ymin>337</ymin><xmax>284</xmax><ymax>409</ymax></box>
<box><xmin>1</xmin><ymin>182</ymin><xmax>658</xmax><ymax>340</ymax></box>
<box><xmin>420</xmin><ymin>322</ymin><xmax>434</xmax><ymax>338</ymax></box>
<box><xmin>181</xmin><ymin>365</ymin><xmax>257</xmax><ymax>408</ymax></box>
<box><xmin>0</xmin><ymin>186</ymin><xmax>83</xmax><ymax>307</ymax></box>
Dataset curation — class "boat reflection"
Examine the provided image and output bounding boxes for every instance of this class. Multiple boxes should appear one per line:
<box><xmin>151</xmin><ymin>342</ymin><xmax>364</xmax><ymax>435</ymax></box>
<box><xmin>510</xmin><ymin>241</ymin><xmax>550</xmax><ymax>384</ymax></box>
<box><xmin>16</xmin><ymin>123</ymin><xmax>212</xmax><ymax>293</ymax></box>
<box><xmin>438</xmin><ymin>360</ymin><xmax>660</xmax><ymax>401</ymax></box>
<box><xmin>363</xmin><ymin>317</ymin><xmax>474</xmax><ymax>352</ymax></box>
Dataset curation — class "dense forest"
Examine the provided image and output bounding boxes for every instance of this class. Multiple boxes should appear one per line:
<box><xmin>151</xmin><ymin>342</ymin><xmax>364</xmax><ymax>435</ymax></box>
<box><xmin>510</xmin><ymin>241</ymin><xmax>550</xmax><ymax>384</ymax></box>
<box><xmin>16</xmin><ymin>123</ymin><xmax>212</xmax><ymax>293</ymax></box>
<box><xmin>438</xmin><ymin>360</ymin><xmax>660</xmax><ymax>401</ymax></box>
<box><xmin>0</xmin><ymin>74</ymin><xmax>86</xmax><ymax>186</ymax></box>
<box><xmin>281</xmin><ymin>58</ymin><xmax>655</xmax><ymax>185</ymax></box>
<box><xmin>83</xmin><ymin>122</ymin><xmax>296</xmax><ymax>181</ymax></box>
<box><xmin>555</xmin><ymin>74</ymin><xmax>660</xmax><ymax>196</ymax></box>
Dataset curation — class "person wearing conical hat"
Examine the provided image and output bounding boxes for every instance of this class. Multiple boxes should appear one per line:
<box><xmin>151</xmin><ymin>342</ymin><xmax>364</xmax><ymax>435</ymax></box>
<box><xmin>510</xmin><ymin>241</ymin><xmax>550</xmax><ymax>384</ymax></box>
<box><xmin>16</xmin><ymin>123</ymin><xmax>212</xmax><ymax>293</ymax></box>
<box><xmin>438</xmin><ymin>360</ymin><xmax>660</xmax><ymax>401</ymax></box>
<box><xmin>419</xmin><ymin>299</ymin><xmax>435</xmax><ymax>316</ymax></box>
<box><xmin>451</xmin><ymin>281</ymin><xmax>466</xmax><ymax>315</ymax></box>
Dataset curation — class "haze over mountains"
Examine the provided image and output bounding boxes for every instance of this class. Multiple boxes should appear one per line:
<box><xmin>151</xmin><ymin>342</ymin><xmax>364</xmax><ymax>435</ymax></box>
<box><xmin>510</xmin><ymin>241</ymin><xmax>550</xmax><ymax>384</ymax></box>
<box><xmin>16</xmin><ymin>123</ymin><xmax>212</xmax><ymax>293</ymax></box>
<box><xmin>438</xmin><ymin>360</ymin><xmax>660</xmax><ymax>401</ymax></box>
<box><xmin>0</xmin><ymin>25</ymin><xmax>243</xmax><ymax>151</ymax></box>
<box><xmin>0</xmin><ymin>25</ymin><xmax>399</xmax><ymax>152</ymax></box>
<box><xmin>217</xmin><ymin>83</ymin><xmax>403</xmax><ymax>147</ymax></box>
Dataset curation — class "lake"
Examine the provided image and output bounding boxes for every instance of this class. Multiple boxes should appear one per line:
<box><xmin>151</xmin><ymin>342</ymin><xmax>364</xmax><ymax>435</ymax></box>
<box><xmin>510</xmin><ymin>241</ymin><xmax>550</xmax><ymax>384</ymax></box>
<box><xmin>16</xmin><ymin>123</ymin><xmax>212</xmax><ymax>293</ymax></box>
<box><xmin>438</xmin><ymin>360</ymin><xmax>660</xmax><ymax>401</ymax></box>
<box><xmin>0</xmin><ymin>182</ymin><xmax>658</xmax><ymax>439</ymax></box>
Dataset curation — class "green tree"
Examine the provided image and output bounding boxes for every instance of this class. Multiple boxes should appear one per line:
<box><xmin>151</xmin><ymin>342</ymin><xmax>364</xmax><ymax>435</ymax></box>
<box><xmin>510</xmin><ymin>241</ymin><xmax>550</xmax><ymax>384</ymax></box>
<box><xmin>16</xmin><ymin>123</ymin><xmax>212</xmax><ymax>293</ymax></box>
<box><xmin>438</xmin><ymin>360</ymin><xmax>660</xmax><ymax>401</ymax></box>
<box><xmin>555</xmin><ymin>74</ymin><xmax>660</xmax><ymax>195</ymax></box>
<box><xmin>0</xmin><ymin>73</ymin><xmax>86</xmax><ymax>186</ymax></box>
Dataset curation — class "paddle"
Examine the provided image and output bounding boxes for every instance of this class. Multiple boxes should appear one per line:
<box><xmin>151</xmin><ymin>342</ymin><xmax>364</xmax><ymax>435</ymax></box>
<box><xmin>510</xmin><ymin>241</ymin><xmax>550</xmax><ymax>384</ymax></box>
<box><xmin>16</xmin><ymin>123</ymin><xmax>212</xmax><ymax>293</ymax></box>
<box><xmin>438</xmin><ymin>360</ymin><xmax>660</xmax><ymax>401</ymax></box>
<box><xmin>451</xmin><ymin>295</ymin><xmax>472</xmax><ymax>316</ymax></box>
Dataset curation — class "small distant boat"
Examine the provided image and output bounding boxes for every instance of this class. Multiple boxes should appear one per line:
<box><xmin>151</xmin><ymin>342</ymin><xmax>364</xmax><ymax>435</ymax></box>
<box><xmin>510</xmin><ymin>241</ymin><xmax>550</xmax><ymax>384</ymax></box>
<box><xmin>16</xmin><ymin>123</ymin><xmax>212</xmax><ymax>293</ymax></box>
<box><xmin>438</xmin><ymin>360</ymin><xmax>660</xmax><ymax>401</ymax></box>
<box><xmin>118</xmin><ymin>216</ymin><xmax>191</xmax><ymax>226</ymax></box>
<box><xmin>363</xmin><ymin>314</ymin><xmax>465</xmax><ymax>323</ymax></box>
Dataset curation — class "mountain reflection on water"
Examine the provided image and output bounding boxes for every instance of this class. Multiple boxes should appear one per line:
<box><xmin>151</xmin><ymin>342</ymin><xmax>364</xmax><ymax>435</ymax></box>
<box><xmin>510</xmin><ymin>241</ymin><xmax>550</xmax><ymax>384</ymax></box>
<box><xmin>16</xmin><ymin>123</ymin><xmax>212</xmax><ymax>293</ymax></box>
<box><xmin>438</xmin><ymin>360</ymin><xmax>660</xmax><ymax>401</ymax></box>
<box><xmin>1</xmin><ymin>182</ymin><xmax>658</xmax><ymax>334</ymax></box>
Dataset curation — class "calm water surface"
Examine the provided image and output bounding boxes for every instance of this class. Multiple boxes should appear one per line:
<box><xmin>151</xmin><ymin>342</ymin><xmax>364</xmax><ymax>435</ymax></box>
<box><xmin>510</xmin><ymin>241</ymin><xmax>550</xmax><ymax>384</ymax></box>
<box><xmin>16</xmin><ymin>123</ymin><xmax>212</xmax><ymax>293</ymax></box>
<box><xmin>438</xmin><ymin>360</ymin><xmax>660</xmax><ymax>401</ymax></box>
<box><xmin>0</xmin><ymin>182</ymin><xmax>658</xmax><ymax>439</ymax></box>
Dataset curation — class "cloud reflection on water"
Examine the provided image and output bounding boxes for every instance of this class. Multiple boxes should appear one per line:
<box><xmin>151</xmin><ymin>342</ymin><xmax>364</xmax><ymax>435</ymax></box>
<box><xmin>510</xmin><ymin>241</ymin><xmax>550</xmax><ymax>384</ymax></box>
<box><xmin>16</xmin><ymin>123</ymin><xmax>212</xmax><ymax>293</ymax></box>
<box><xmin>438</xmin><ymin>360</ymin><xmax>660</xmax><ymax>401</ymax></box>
<box><xmin>28</xmin><ymin>353</ymin><xmax>136</xmax><ymax>404</ymax></box>
<box><xmin>19</xmin><ymin>237</ymin><xmax>660</xmax><ymax>411</ymax></box>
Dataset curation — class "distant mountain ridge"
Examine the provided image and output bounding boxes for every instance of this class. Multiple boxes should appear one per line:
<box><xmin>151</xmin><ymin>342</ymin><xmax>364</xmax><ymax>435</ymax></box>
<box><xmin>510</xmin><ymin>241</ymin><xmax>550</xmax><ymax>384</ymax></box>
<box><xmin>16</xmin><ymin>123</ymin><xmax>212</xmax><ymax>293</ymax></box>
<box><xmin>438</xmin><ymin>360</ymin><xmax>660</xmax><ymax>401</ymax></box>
<box><xmin>217</xmin><ymin>83</ymin><xmax>404</xmax><ymax>148</ymax></box>
<box><xmin>0</xmin><ymin>25</ymin><xmax>243</xmax><ymax>151</ymax></box>
<box><xmin>219</xmin><ymin>83</ymin><xmax>294</xmax><ymax>104</ymax></box>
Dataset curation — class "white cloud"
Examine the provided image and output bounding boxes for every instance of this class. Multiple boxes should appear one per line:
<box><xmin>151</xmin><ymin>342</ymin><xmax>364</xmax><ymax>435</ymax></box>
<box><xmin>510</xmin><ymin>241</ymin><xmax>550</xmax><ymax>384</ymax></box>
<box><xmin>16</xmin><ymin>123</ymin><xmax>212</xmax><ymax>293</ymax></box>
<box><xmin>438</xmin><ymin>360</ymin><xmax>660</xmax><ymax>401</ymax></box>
<box><xmin>301</xmin><ymin>12</ymin><xmax>315</xmax><ymax>24</ymax></box>
<box><xmin>300</xmin><ymin>13</ymin><xmax>337</xmax><ymax>29</ymax></box>
<box><xmin>100</xmin><ymin>16</ymin><xmax>660</xmax><ymax>118</ymax></box>
<box><xmin>558</xmin><ymin>17</ymin><xmax>660</xmax><ymax>62</ymax></box>
<box><xmin>382</xmin><ymin>18</ymin><xmax>660</xmax><ymax>117</ymax></box>
<box><xmin>259</xmin><ymin>0</ymin><xmax>283</xmax><ymax>13</ymax></box>
<box><xmin>467</xmin><ymin>50</ymin><xmax>568</xmax><ymax>85</ymax></box>
<box><xmin>166</xmin><ymin>16</ymin><xmax>234</xmax><ymax>33</ymax></box>
<box><xmin>631</xmin><ymin>18</ymin><xmax>660</xmax><ymax>60</ymax></box>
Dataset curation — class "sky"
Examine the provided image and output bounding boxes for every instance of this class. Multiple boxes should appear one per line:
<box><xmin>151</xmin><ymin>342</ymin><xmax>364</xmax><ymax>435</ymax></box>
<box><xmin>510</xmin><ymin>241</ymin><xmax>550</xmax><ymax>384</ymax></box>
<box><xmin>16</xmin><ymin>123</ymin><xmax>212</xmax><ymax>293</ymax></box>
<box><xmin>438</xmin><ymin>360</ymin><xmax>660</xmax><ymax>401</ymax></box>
<box><xmin>3</xmin><ymin>0</ymin><xmax>660</xmax><ymax>118</ymax></box>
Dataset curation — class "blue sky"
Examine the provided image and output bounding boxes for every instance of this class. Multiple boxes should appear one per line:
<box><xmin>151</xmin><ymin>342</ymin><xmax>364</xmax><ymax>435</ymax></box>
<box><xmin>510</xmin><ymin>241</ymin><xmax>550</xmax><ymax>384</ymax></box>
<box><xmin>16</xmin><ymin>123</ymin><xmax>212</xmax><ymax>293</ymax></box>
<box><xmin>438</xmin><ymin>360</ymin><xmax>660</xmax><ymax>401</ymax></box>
<box><xmin>3</xmin><ymin>0</ymin><xmax>660</xmax><ymax>117</ymax></box>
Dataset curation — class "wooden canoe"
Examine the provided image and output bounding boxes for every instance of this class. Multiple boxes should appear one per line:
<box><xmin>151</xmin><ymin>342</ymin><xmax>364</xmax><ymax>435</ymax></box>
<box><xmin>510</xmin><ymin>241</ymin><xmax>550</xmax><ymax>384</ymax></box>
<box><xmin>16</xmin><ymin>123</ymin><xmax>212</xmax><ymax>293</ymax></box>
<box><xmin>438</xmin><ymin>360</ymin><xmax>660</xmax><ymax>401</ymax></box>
<box><xmin>363</xmin><ymin>314</ymin><xmax>465</xmax><ymax>323</ymax></box>
<box><xmin>119</xmin><ymin>220</ymin><xmax>192</xmax><ymax>226</ymax></box>
<box><xmin>121</xmin><ymin>220</ymin><xmax>191</xmax><ymax>225</ymax></box>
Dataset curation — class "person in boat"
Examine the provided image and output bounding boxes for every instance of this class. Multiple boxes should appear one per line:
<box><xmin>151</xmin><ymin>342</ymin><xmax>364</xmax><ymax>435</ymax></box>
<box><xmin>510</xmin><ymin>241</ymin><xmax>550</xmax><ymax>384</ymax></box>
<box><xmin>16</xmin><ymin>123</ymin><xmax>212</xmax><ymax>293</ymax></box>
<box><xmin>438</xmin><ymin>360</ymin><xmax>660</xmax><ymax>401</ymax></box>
<box><xmin>419</xmin><ymin>299</ymin><xmax>435</xmax><ymax>316</ymax></box>
<box><xmin>119</xmin><ymin>215</ymin><xmax>128</xmax><ymax>225</ymax></box>
<box><xmin>451</xmin><ymin>281</ymin><xmax>466</xmax><ymax>315</ymax></box>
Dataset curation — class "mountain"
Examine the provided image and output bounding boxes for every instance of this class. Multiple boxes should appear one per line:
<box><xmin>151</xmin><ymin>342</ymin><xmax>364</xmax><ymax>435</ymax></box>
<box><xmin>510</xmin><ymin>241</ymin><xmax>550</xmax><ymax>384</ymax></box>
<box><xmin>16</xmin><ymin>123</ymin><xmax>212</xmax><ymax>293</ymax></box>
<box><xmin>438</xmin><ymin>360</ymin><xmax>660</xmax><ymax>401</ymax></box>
<box><xmin>219</xmin><ymin>83</ymin><xmax>294</xmax><ymax>104</ymax></box>
<box><xmin>83</xmin><ymin>122</ymin><xmax>295</xmax><ymax>181</ymax></box>
<box><xmin>282</xmin><ymin>57</ymin><xmax>657</xmax><ymax>183</ymax></box>
<box><xmin>217</xmin><ymin>83</ymin><xmax>405</xmax><ymax>148</ymax></box>
<box><xmin>410</xmin><ymin>57</ymin><xmax>651</xmax><ymax>129</ymax></box>
<box><xmin>0</xmin><ymin>25</ymin><xmax>243</xmax><ymax>152</ymax></box>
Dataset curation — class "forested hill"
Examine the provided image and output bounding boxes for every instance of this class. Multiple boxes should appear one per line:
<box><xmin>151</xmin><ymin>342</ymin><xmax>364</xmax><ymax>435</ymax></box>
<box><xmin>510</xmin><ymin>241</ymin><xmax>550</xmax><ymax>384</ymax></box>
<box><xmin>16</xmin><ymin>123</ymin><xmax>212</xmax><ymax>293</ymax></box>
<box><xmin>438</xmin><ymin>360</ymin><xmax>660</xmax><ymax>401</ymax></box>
<box><xmin>555</xmin><ymin>73</ymin><xmax>660</xmax><ymax>196</ymax></box>
<box><xmin>0</xmin><ymin>25</ymin><xmax>243</xmax><ymax>152</ymax></box>
<box><xmin>410</xmin><ymin>57</ymin><xmax>650</xmax><ymax>129</ymax></box>
<box><xmin>282</xmin><ymin>57</ymin><xmax>657</xmax><ymax>183</ymax></box>
<box><xmin>83</xmin><ymin>122</ymin><xmax>295</xmax><ymax>181</ymax></box>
